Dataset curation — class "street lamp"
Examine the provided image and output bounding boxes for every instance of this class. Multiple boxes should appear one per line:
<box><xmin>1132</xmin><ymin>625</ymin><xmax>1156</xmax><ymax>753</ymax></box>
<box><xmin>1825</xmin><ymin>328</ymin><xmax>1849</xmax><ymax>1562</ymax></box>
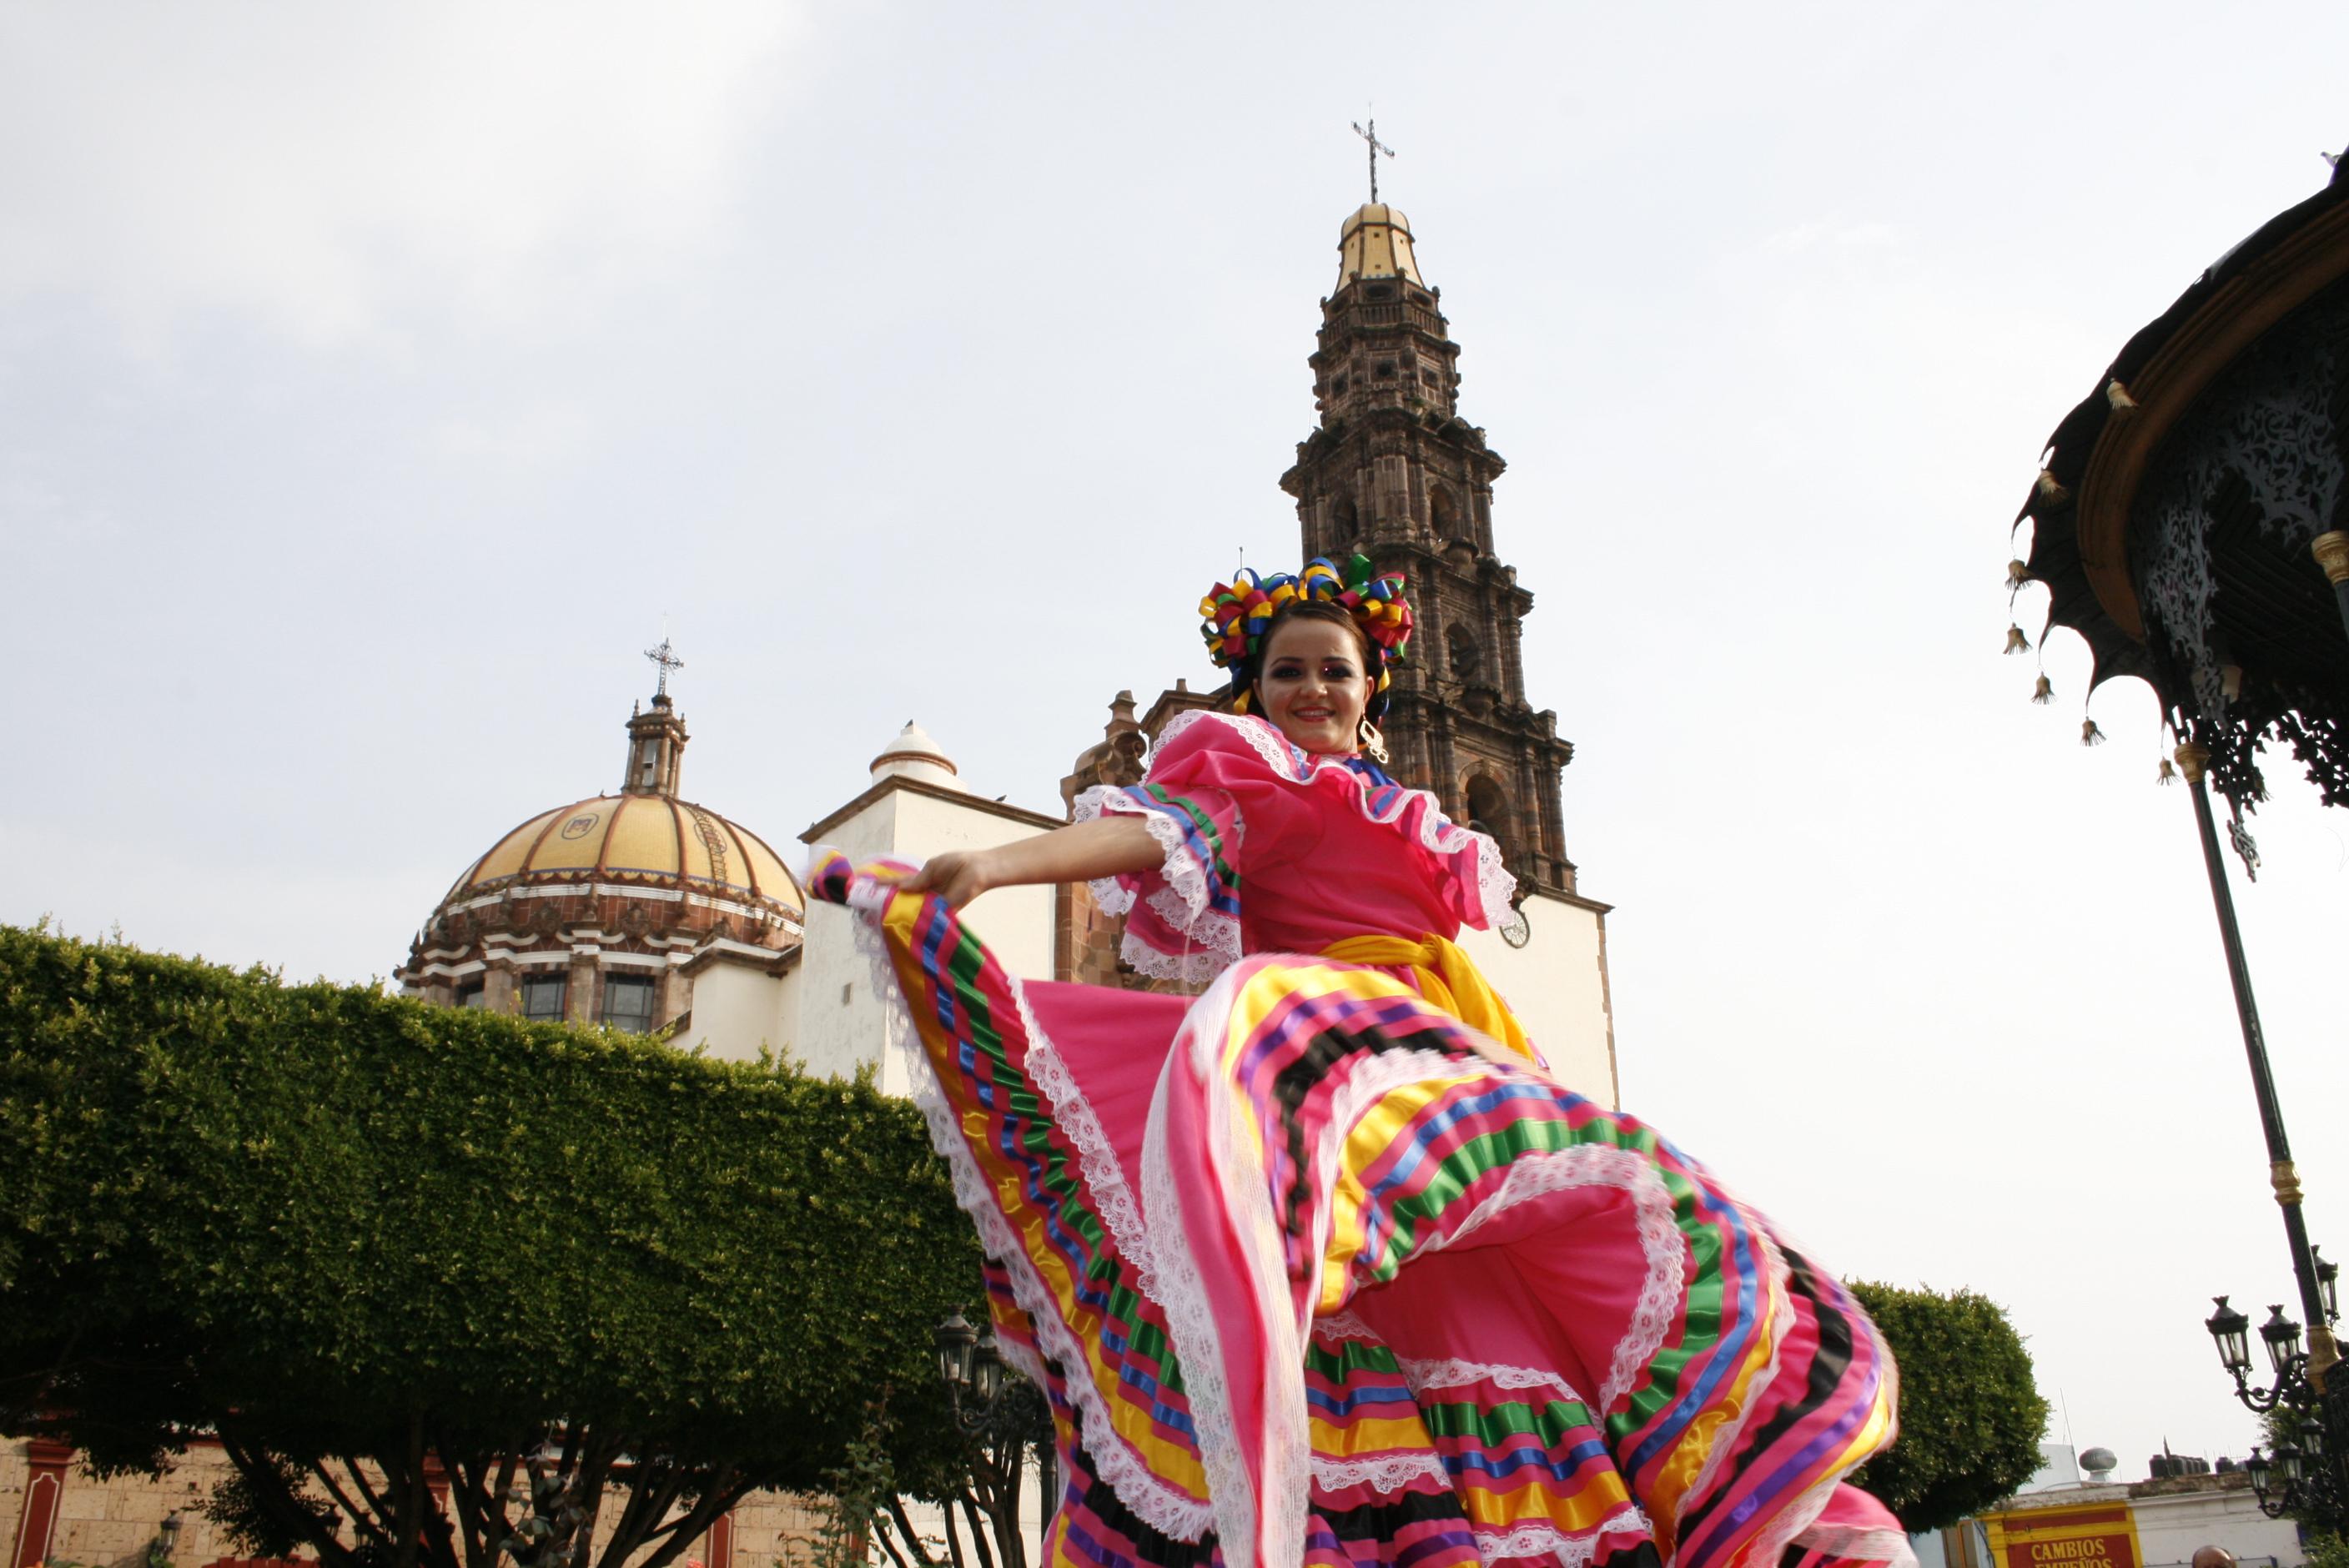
<box><xmin>971</xmin><ymin>1331</ymin><xmax>1004</xmax><ymax>1410</ymax></box>
<box><xmin>2207</xmin><ymin>1298</ymin><xmax>2251</xmax><ymax>1376</ymax></box>
<box><xmin>2262</xmin><ymin>1306</ymin><xmax>2305</xmax><ymax>1379</ymax></box>
<box><xmin>934</xmin><ymin>1309</ymin><xmax>978</xmax><ymax>1394</ymax></box>
<box><xmin>2316</xmin><ymin>1248</ymin><xmax>2340</xmax><ymax>1325</ymax></box>
<box><xmin>2203</xmin><ymin>1289</ymin><xmax>2345</xmax><ymax>1520</ymax></box>
<box><xmin>932</xmin><ymin>1311</ymin><xmax>1060</xmax><ymax>1547</ymax></box>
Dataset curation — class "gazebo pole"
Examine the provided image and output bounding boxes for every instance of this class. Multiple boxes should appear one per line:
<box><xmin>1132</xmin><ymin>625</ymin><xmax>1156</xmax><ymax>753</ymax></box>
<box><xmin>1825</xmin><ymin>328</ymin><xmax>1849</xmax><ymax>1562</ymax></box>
<box><xmin>2175</xmin><ymin>741</ymin><xmax>2337</xmax><ymax>1384</ymax></box>
<box><xmin>2316</xmin><ymin>532</ymin><xmax>2349</xmax><ymax>643</ymax></box>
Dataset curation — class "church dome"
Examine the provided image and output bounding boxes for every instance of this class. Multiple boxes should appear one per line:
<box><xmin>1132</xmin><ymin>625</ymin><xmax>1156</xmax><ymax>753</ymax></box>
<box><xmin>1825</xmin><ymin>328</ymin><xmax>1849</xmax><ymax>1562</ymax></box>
<box><xmin>448</xmin><ymin>792</ymin><xmax>802</xmax><ymax>914</ymax></box>
<box><xmin>399</xmin><ymin>661</ymin><xmax>804</xmax><ymax>1031</ymax></box>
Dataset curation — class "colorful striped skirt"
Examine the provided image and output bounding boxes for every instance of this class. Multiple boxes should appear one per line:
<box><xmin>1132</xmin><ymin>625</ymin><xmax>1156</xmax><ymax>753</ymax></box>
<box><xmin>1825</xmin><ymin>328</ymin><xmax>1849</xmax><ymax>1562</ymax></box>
<box><xmin>810</xmin><ymin>855</ymin><xmax>1909</xmax><ymax>1568</ymax></box>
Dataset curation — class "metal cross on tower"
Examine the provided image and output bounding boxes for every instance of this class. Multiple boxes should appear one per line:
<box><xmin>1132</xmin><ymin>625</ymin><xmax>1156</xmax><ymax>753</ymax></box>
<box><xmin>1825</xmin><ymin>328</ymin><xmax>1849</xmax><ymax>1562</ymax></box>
<box><xmin>643</xmin><ymin>636</ymin><xmax>685</xmax><ymax>698</ymax></box>
<box><xmin>1351</xmin><ymin>118</ymin><xmax>1396</xmax><ymax>204</ymax></box>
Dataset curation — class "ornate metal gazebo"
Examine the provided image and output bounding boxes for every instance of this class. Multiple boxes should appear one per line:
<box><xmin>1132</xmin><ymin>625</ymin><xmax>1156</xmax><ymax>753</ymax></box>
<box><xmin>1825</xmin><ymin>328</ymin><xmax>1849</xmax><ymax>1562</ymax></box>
<box><xmin>2013</xmin><ymin>145</ymin><xmax>2349</xmax><ymax>1525</ymax></box>
<box><xmin>2019</xmin><ymin>155</ymin><xmax>2349</xmax><ymax>806</ymax></box>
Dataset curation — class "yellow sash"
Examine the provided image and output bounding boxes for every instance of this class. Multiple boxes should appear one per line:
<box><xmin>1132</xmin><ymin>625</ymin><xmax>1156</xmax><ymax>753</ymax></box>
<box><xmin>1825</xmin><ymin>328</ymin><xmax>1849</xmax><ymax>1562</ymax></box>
<box><xmin>1316</xmin><ymin>932</ymin><xmax>1534</xmax><ymax>1060</ymax></box>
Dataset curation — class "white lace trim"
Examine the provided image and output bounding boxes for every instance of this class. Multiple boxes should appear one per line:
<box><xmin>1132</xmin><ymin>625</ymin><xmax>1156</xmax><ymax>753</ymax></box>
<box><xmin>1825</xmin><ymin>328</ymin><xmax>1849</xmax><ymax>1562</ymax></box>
<box><xmin>1072</xmin><ymin>784</ymin><xmax>1241</xmax><ymax>982</ymax></box>
<box><xmin>1309</xmin><ymin>1452</ymin><xmax>1451</xmax><ymax>1495</ymax></box>
<box><xmin>1134</xmin><ymin>883</ymin><xmax>1241</xmax><ymax>981</ymax></box>
<box><xmin>1007</xmin><ymin>966</ymin><xmax>1163</xmax><ymax>1297</ymax></box>
<box><xmin>1142</xmin><ymin>960</ymin><xmax>1306</xmax><ymax>1568</ymax></box>
<box><xmin>1472</xmin><ymin>1507</ymin><xmax>1655</xmax><ymax>1568</ymax></box>
<box><xmin>1394</xmin><ymin>1356</ymin><xmax>1586</xmax><ymax>1404</ymax></box>
<box><xmin>1152</xmin><ymin>711</ymin><xmax>1518</xmax><ymax>932</ymax></box>
<box><xmin>1413</xmin><ymin>1142</ymin><xmax>1686</xmax><ymax>1419</ymax></box>
<box><xmin>837</xmin><ymin>880</ymin><xmax>1217</xmax><ymax>1543</ymax></box>
<box><xmin>1792</xmin><ymin>1520</ymin><xmax>1920</xmax><ymax>1568</ymax></box>
<box><xmin>1310</xmin><ymin>1310</ymin><xmax>1382</xmax><ymax>1344</ymax></box>
<box><xmin>1749</xmin><ymin>1476</ymin><xmax>1844</xmax><ymax>1568</ymax></box>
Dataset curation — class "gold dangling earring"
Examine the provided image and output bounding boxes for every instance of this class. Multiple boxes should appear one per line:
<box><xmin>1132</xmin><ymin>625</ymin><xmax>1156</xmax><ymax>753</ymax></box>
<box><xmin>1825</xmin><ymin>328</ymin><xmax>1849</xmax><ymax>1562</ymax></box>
<box><xmin>1358</xmin><ymin>715</ymin><xmax>1391</xmax><ymax>765</ymax></box>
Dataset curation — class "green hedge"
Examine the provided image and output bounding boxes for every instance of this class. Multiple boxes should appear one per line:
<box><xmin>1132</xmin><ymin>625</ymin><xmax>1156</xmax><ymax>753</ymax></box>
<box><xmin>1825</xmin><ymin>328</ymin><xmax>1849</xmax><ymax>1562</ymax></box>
<box><xmin>0</xmin><ymin>922</ymin><xmax>978</xmax><ymax>1486</ymax></box>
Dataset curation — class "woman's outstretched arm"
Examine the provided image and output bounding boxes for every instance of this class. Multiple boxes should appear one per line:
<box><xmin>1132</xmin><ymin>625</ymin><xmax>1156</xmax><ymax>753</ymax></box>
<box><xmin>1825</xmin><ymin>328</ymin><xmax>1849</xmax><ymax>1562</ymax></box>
<box><xmin>898</xmin><ymin>814</ymin><xmax>1162</xmax><ymax>908</ymax></box>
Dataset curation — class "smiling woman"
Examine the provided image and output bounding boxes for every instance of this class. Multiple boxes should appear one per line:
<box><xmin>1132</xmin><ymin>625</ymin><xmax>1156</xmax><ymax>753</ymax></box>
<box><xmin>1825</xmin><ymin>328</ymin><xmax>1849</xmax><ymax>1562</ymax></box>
<box><xmin>829</xmin><ymin>559</ymin><xmax>1914</xmax><ymax>1568</ymax></box>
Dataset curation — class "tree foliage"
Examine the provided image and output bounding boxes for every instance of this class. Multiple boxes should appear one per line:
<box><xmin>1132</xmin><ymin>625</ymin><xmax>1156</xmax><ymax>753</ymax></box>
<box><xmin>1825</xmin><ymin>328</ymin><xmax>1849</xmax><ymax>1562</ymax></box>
<box><xmin>0</xmin><ymin>923</ymin><xmax>981</xmax><ymax>1568</ymax></box>
<box><xmin>1848</xmin><ymin>1280</ymin><xmax>2050</xmax><ymax>1533</ymax></box>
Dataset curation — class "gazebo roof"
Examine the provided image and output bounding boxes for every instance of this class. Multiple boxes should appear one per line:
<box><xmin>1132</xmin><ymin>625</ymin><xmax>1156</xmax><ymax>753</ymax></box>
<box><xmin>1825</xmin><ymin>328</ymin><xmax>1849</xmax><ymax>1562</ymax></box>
<box><xmin>2016</xmin><ymin>148</ymin><xmax>2349</xmax><ymax>807</ymax></box>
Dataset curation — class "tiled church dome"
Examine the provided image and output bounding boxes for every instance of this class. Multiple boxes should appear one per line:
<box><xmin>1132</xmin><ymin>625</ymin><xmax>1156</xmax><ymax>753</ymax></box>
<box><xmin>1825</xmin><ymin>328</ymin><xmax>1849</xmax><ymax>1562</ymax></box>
<box><xmin>449</xmin><ymin>792</ymin><xmax>802</xmax><ymax>915</ymax></box>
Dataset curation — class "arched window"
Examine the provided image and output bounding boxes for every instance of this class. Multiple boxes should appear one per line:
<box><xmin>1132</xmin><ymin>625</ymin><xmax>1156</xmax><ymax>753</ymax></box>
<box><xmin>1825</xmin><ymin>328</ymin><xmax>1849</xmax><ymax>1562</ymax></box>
<box><xmin>1465</xmin><ymin>775</ymin><xmax>1516</xmax><ymax>863</ymax></box>
<box><xmin>1449</xmin><ymin>622</ymin><xmax>1483</xmax><ymax>681</ymax></box>
<box><xmin>1330</xmin><ymin>493</ymin><xmax>1358</xmax><ymax>540</ymax></box>
<box><xmin>1431</xmin><ymin>485</ymin><xmax>1461</xmax><ymax>539</ymax></box>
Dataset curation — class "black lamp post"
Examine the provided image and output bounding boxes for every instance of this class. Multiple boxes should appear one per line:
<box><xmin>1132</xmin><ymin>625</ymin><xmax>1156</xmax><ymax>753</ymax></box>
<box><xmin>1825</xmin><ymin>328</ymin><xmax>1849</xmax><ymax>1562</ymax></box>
<box><xmin>932</xmin><ymin>1310</ymin><xmax>1009</xmax><ymax>1434</ymax></box>
<box><xmin>933</xmin><ymin>1309</ymin><xmax>1058</xmax><ymax>1545</ymax></box>
<box><xmin>2204</xmin><ymin>1287</ymin><xmax>2347</xmax><ymax>1524</ymax></box>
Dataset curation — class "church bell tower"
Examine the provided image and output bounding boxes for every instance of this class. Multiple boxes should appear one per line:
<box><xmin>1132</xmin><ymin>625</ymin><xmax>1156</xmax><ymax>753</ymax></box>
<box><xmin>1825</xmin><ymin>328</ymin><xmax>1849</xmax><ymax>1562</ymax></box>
<box><xmin>1280</xmin><ymin>202</ymin><xmax>1578</xmax><ymax>896</ymax></box>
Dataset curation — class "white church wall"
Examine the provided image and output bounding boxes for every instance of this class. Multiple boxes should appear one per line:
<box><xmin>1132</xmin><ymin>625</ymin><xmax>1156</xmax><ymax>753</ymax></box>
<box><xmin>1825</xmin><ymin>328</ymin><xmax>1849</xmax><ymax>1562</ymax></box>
<box><xmin>788</xmin><ymin>897</ymin><xmax>893</xmax><ymax>1087</ymax></box>
<box><xmin>788</xmin><ymin>784</ymin><xmax>1059</xmax><ymax>1095</ymax></box>
<box><xmin>792</xmin><ymin>790</ymin><xmax>905</xmax><ymax>1087</ymax></box>
<box><xmin>889</xmin><ymin>791</ymin><xmax>1057</xmax><ymax>982</ymax></box>
<box><xmin>682</xmin><ymin>961</ymin><xmax>788</xmax><ymax>1065</ymax></box>
<box><xmin>771</xmin><ymin>962</ymin><xmax>802</xmax><ymax>1064</ymax></box>
<box><xmin>1456</xmin><ymin>892</ymin><xmax>1617</xmax><ymax>1107</ymax></box>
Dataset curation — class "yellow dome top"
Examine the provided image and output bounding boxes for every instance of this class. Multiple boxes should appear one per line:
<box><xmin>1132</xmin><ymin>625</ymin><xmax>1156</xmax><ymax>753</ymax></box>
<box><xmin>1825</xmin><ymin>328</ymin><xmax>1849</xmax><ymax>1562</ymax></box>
<box><xmin>1336</xmin><ymin>203</ymin><xmax>1425</xmax><ymax>289</ymax></box>
<box><xmin>447</xmin><ymin>793</ymin><xmax>803</xmax><ymax>913</ymax></box>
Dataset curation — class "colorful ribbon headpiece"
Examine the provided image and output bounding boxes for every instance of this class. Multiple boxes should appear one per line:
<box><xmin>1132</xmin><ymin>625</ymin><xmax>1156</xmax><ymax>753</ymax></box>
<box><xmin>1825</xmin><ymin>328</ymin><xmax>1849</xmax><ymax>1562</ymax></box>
<box><xmin>1198</xmin><ymin>553</ymin><xmax>1414</xmax><ymax>720</ymax></box>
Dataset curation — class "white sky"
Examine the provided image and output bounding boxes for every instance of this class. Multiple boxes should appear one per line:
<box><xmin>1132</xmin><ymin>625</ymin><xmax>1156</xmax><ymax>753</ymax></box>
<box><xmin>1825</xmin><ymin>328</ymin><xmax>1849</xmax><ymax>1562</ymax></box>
<box><xmin>6</xmin><ymin>0</ymin><xmax>2347</xmax><ymax>1494</ymax></box>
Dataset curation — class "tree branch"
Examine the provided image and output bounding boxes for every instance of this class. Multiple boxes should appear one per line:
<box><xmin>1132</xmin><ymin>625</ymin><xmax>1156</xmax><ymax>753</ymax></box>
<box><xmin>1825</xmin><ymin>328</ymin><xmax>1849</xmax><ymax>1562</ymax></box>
<box><xmin>956</xmin><ymin>1494</ymin><xmax>998</xmax><ymax>1568</ymax></box>
<box><xmin>319</xmin><ymin>1457</ymin><xmax>395</xmax><ymax>1548</ymax></box>
<box><xmin>884</xmin><ymin>1495</ymin><xmax>941</xmax><ymax>1568</ymax></box>
<box><xmin>212</xmin><ymin>1428</ymin><xmax>361</xmax><ymax>1568</ymax></box>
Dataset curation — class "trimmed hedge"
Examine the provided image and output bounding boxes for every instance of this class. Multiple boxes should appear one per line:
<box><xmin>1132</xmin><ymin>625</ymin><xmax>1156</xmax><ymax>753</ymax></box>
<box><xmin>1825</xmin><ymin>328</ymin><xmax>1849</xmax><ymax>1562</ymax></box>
<box><xmin>0</xmin><ymin>922</ymin><xmax>976</xmax><ymax>1501</ymax></box>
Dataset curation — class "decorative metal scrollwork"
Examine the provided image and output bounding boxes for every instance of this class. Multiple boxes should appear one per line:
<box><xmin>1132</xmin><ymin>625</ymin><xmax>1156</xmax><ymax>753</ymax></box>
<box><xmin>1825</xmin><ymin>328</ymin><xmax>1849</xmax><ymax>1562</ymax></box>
<box><xmin>2134</xmin><ymin>276</ymin><xmax>2349</xmax><ymax>811</ymax></box>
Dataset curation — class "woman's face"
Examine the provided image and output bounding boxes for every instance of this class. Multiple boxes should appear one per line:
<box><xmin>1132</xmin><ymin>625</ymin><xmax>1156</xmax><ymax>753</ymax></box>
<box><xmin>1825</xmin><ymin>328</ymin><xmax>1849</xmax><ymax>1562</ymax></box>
<box><xmin>1255</xmin><ymin>616</ymin><xmax>1371</xmax><ymax>756</ymax></box>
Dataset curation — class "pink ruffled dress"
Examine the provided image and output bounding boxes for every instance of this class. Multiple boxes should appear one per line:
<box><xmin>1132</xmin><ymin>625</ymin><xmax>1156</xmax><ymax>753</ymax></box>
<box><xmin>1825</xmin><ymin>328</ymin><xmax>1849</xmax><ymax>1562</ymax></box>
<box><xmin>810</xmin><ymin>711</ymin><xmax>1910</xmax><ymax>1568</ymax></box>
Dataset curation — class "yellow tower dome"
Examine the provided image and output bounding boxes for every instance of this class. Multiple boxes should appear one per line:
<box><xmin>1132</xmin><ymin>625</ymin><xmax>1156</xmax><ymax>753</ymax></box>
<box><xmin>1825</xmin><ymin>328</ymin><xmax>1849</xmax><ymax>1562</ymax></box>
<box><xmin>1335</xmin><ymin>203</ymin><xmax>1426</xmax><ymax>290</ymax></box>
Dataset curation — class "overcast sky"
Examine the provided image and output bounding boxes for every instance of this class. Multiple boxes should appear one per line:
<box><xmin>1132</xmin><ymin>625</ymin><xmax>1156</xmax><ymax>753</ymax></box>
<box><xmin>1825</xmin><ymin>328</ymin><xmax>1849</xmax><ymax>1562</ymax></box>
<box><xmin>7</xmin><ymin>0</ymin><xmax>2348</xmax><ymax>1493</ymax></box>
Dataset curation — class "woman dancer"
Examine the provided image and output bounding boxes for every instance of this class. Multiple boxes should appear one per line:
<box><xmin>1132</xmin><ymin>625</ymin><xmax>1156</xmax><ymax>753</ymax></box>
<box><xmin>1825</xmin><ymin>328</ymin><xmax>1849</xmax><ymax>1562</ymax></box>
<box><xmin>808</xmin><ymin>556</ymin><xmax>1909</xmax><ymax>1568</ymax></box>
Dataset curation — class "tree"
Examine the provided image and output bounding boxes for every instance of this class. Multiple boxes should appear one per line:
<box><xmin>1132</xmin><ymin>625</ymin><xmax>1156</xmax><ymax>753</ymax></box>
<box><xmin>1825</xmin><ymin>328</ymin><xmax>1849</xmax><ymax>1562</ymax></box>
<box><xmin>0</xmin><ymin>923</ymin><xmax>981</xmax><ymax>1568</ymax></box>
<box><xmin>1847</xmin><ymin>1280</ymin><xmax>2051</xmax><ymax>1532</ymax></box>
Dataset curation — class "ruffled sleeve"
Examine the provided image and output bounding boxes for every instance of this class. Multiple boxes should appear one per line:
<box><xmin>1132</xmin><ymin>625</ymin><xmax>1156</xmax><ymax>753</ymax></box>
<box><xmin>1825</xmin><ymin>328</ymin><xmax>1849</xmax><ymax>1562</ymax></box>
<box><xmin>1070</xmin><ymin>719</ymin><xmax>1250</xmax><ymax>983</ymax></box>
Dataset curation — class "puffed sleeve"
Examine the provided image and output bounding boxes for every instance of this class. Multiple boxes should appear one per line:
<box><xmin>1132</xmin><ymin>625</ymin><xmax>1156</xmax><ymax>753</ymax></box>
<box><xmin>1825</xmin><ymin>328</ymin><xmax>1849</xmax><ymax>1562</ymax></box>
<box><xmin>1069</xmin><ymin>712</ymin><xmax>1309</xmax><ymax>982</ymax></box>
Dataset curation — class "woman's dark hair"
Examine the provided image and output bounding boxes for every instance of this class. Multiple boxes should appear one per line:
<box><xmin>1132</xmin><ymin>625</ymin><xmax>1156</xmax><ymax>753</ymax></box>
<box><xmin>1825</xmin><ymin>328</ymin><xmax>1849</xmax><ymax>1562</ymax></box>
<box><xmin>1245</xmin><ymin>599</ymin><xmax>1386</xmax><ymax>720</ymax></box>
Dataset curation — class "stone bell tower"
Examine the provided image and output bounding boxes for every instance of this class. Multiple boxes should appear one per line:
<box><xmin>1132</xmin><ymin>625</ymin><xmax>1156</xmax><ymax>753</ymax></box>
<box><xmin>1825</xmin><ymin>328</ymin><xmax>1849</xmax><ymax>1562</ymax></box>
<box><xmin>1280</xmin><ymin>202</ymin><xmax>1578</xmax><ymax>896</ymax></box>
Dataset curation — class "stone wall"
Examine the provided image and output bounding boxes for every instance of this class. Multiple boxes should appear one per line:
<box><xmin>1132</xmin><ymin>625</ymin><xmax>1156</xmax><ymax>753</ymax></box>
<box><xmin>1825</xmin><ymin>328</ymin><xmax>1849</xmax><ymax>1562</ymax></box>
<box><xmin>5</xmin><ymin>1441</ymin><xmax>825</xmax><ymax>1568</ymax></box>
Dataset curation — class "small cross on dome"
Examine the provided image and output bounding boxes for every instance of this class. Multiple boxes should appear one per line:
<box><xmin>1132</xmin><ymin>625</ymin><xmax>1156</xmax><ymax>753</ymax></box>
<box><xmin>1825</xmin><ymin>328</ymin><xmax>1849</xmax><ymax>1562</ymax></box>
<box><xmin>644</xmin><ymin>636</ymin><xmax>685</xmax><ymax>699</ymax></box>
